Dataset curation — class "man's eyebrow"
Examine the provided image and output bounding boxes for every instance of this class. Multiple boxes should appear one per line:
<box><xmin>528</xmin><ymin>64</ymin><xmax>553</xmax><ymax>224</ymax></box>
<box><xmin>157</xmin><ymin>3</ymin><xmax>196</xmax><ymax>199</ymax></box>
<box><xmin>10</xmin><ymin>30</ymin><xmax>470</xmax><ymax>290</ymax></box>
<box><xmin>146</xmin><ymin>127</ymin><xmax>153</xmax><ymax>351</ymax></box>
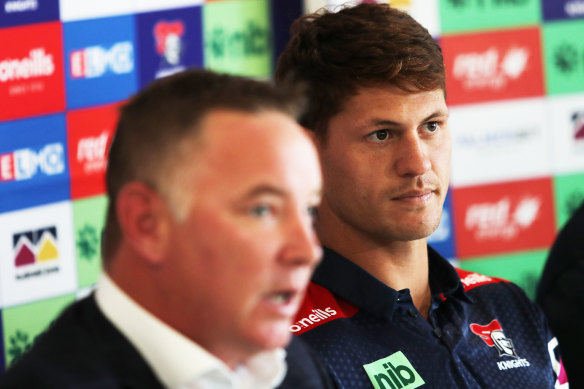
<box><xmin>422</xmin><ymin>109</ymin><xmax>450</xmax><ymax>122</ymax></box>
<box><xmin>243</xmin><ymin>185</ymin><xmax>287</xmax><ymax>199</ymax></box>
<box><xmin>367</xmin><ymin>109</ymin><xmax>450</xmax><ymax>127</ymax></box>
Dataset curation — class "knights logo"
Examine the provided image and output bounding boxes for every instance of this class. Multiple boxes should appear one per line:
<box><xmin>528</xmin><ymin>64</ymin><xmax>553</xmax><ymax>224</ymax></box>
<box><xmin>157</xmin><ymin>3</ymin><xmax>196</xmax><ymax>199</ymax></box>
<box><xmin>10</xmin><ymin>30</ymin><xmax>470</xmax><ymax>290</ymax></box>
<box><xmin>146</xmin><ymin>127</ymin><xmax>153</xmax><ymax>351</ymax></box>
<box><xmin>153</xmin><ymin>20</ymin><xmax>186</xmax><ymax>79</ymax></box>
<box><xmin>470</xmin><ymin>319</ymin><xmax>519</xmax><ymax>359</ymax></box>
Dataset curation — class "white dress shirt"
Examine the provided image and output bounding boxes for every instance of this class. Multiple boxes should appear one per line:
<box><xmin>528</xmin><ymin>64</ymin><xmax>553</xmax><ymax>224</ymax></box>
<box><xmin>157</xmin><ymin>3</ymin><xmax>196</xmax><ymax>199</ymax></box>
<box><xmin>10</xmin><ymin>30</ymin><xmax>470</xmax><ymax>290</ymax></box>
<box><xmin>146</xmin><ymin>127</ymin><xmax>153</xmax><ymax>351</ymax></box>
<box><xmin>95</xmin><ymin>274</ymin><xmax>287</xmax><ymax>389</ymax></box>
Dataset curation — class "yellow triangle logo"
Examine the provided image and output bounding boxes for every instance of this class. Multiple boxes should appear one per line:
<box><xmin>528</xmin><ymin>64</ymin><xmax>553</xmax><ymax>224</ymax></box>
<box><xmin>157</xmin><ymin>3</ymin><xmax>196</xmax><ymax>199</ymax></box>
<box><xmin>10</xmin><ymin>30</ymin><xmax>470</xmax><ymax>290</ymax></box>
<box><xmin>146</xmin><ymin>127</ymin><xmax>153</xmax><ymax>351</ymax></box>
<box><xmin>38</xmin><ymin>239</ymin><xmax>58</xmax><ymax>262</ymax></box>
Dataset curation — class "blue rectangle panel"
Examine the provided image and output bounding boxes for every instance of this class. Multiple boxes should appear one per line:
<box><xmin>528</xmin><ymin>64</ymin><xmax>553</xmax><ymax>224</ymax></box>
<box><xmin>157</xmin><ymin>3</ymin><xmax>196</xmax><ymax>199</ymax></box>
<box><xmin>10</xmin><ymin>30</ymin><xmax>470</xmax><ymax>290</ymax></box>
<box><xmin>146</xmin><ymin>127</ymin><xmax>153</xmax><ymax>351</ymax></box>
<box><xmin>63</xmin><ymin>15</ymin><xmax>138</xmax><ymax>109</ymax></box>
<box><xmin>0</xmin><ymin>114</ymin><xmax>70</xmax><ymax>212</ymax></box>
<box><xmin>0</xmin><ymin>0</ymin><xmax>59</xmax><ymax>28</ymax></box>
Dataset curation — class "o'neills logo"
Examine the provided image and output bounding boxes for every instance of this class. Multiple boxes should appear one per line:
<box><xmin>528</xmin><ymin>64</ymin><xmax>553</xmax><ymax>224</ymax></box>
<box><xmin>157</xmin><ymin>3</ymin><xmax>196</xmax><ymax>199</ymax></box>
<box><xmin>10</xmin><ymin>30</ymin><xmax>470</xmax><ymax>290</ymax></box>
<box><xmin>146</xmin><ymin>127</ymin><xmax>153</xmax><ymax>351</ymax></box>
<box><xmin>289</xmin><ymin>307</ymin><xmax>337</xmax><ymax>333</ymax></box>
<box><xmin>0</xmin><ymin>48</ymin><xmax>54</xmax><ymax>83</ymax></box>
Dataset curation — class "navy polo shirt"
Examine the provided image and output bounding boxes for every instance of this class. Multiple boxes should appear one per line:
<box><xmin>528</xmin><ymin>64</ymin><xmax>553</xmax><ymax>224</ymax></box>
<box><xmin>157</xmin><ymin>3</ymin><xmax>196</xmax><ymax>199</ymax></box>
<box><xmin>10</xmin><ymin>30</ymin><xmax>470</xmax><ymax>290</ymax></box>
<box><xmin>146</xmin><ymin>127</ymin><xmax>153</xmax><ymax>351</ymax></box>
<box><xmin>291</xmin><ymin>247</ymin><xmax>567</xmax><ymax>389</ymax></box>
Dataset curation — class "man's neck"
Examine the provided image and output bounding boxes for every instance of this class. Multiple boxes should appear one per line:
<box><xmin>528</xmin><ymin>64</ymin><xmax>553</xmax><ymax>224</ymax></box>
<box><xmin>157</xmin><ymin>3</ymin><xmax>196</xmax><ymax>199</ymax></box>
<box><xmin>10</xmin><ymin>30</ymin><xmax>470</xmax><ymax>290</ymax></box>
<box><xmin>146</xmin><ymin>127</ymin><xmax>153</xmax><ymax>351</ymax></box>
<box><xmin>317</xmin><ymin>207</ymin><xmax>432</xmax><ymax>318</ymax></box>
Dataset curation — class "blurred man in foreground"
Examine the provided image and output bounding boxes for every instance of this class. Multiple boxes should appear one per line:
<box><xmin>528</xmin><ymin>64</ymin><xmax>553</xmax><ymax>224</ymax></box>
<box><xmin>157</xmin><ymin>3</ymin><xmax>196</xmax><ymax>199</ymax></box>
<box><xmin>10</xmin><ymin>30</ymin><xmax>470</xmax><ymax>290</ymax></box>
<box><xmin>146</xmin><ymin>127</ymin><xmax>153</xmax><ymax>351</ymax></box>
<box><xmin>276</xmin><ymin>3</ymin><xmax>568</xmax><ymax>388</ymax></box>
<box><xmin>0</xmin><ymin>69</ymin><xmax>333</xmax><ymax>389</ymax></box>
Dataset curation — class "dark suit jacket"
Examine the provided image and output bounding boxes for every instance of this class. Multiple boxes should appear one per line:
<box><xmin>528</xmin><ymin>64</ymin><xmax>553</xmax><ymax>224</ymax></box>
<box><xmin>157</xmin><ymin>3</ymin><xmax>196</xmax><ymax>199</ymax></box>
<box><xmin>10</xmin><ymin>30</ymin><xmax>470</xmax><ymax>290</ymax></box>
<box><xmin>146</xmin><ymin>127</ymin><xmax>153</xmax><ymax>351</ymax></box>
<box><xmin>0</xmin><ymin>295</ymin><xmax>335</xmax><ymax>388</ymax></box>
<box><xmin>536</xmin><ymin>200</ymin><xmax>584</xmax><ymax>388</ymax></box>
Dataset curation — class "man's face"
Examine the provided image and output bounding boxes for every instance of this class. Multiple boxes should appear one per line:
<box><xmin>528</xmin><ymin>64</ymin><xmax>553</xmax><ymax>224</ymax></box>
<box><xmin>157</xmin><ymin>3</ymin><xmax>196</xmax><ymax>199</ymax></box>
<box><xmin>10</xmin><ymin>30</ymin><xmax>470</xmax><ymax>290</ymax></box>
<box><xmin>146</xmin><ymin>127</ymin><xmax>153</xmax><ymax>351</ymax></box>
<box><xmin>166</xmin><ymin>110</ymin><xmax>322</xmax><ymax>366</ymax></box>
<box><xmin>317</xmin><ymin>85</ymin><xmax>450</xmax><ymax>244</ymax></box>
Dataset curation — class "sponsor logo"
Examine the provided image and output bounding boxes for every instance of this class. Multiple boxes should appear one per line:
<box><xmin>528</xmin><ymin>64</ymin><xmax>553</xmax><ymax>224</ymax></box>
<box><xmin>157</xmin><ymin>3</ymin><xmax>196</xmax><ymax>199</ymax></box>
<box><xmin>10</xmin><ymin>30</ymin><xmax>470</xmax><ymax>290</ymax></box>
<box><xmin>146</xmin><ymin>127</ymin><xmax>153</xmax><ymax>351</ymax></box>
<box><xmin>0</xmin><ymin>143</ymin><xmax>65</xmax><ymax>182</ymax></box>
<box><xmin>4</xmin><ymin>0</ymin><xmax>37</xmax><ymax>13</ymax></box>
<box><xmin>566</xmin><ymin>0</ymin><xmax>584</xmax><ymax>16</ymax></box>
<box><xmin>465</xmin><ymin>196</ymin><xmax>540</xmax><ymax>240</ymax></box>
<box><xmin>470</xmin><ymin>319</ymin><xmax>531</xmax><ymax>371</ymax></box>
<box><xmin>76</xmin><ymin>131</ymin><xmax>109</xmax><ymax>174</ymax></box>
<box><xmin>460</xmin><ymin>272</ymin><xmax>493</xmax><ymax>288</ymax></box>
<box><xmin>12</xmin><ymin>226</ymin><xmax>60</xmax><ymax>280</ymax></box>
<box><xmin>289</xmin><ymin>307</ymin><xmax>337</xmax><ymax>333</ymax></box>
<box><xmin>207</xmin><ymin>21</ymin><xmax>269</xmax><ymax>60</ymax></box>
<box><xmin>554</xmin><ymin>42</ymin><xmax>579</xmax><ymax>75</ymax></box>
<box><xmin>76</xmin><ymin>223</ymin><xmax>99</xmax><ymax>262</ymax></box>
<box><xmin>0</xmin><ymin>48</ymin><xmax>54</xmax><ymax>83</ymax></box>
<box><xmin>363</xmin><ymin>351</ymin><xmax>425</xmax><ymax>389</ymax></box>
<box><xmin>153</xmin><ymin>20</ymin><xmax>185</xmax><ymax>78</ymax></box>
<box><xmin>6</xmin><ymin>329</ymin><xmax>37</xmax><ymax>366</ymax></box>
<box><xmin>572</xmin><ymin>111</ymin><xmax>584</xmax><ymax>140</ymax></box>
<box><xmin>70</xmin><ymin>41</ymin><xmax>133</xmax><ymax>79</ymax></box>
<box><xmin>453</xmin><ymin>46</ymin><xmax>529</xmax><ymax>90</ymax></box>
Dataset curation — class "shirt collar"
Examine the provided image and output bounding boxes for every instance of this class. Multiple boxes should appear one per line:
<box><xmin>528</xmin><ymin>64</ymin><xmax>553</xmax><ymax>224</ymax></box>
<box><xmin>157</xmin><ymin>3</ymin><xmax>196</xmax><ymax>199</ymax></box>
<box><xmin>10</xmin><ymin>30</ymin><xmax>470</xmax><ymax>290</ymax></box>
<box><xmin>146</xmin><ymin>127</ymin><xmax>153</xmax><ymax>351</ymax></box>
<box><xmin>95</xmin><ymin>274</ymin><xmax>286</xmax><ymax>389</ymax></box>
<box><xmin>312</xmin><ymin>246</ymin><xmax>470</xmax><ymax>321</ymax></box>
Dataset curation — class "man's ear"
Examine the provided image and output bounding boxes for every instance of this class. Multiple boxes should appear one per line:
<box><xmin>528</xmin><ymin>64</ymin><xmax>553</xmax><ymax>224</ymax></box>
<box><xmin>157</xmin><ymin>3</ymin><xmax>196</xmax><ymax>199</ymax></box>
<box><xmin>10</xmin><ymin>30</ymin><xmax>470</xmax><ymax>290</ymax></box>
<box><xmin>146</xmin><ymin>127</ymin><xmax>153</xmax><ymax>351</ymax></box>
<box><xmin>115</xmin><ymin>181</ymin><xmax>171</xmax><ymax>265</ymax></box>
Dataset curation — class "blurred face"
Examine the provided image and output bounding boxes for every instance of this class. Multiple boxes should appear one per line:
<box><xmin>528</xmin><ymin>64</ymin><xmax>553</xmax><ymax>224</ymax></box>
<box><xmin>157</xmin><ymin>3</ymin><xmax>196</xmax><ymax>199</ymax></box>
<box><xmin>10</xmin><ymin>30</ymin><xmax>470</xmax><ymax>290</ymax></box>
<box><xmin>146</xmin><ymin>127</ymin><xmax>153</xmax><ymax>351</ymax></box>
<box><xmin>318</xmin><ymin>86</ymin><xmax>450</xmax><ymax>245</ymax></box>
<box><xmin>166</xmin><ymin>110</ymin><xmax>322</xmax><ymax>366</ymax></box>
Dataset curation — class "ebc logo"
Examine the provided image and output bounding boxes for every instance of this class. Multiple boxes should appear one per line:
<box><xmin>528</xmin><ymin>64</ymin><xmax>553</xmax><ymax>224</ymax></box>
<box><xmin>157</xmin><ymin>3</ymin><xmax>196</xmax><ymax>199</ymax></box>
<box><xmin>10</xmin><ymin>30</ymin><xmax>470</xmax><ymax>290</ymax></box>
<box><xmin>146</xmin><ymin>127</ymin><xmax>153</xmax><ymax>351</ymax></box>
<box><xmin>0</xmin><ymin>143</ymin><xmax>64</xmax><ymax>182</ymax></box>
<box><xmin>0</xmin><ymin>22</ymin><xmax>64</xmax><ymax>121</ymax></box>
<box><xmin>363</xmin><ymin>351</ymin><xmax>425</xmax><ymax>389</ymax></box>
<box><xmin>63</xmin><ymin>15</ymin><xmax>137</xmax><ymax>109</ymax></box>
<box><xmin>136</xmin><ymin>6</ymin><xmax>203</xmax><ymax>87</ymax></box>
<box><xmin>12</xmin><ymin>226</ymin><xmax>60</xmax><ymax>281</ymax></box>
<box><xmin>69</xmin><ymin>41</ymin><xmax>134</xmax><ymax>79</ymax></box>
<box><xmin>0</xmin><ymin>114</ymin><xmax>69</xmax><ymax>213</ymax></box>
<box><xmin>67</xmin><ymin>104</ymin><xmax>118</xmax><ymax>199</ymax></box>
<box><xmin>442</xmin><ymin>27</ymin><xmax>544</xmax><ymax>106</ymax></box>
<box><xmin>453</xmin><ymin>178</ymin><xmax>556</xmax><ymax>258</ymax></box>
<box><xmin>0</xmin><ymin>0</ymin><xmax>59</xmax><ymax>28</ymax></box>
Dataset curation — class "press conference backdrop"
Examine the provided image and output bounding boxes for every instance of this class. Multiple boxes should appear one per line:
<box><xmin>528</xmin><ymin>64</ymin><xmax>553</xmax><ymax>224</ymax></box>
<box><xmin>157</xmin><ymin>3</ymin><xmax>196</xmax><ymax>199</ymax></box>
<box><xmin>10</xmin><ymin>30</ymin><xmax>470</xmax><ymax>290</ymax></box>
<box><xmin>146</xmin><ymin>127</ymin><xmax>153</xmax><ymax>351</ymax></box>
<box><xmin>0</xmin><ymin>0</ymin><xmax>583</xmax><ymax>371</ymax></box>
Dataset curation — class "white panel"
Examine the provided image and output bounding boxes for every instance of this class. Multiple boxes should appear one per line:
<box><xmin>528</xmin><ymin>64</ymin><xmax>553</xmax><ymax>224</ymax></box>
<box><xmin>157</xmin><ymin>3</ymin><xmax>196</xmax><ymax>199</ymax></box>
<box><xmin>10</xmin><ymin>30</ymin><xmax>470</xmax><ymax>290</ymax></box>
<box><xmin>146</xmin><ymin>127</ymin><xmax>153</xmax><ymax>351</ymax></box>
<box><xmin>133</xmin><ymin>0</ymin><xmax>202</xmax><ymax>13</ymax></box>
<box><xmin>449</xmin><ymin>97</ymin><xmax>552</xmax><ymax>187</ymax></box>
<box><xmin>0</xmin><ymin>202</ymin><xmax>77</xmax><ymax>308</ymax></box>
<box><xmin>59</xmin><ymin>0</ymin><xmax>133</xmax><ymax>21</ymax></box>
<box><xmin>546</xmin><ymin>93</ymin><xmax>584</xmax><ymax>174</ymax></box>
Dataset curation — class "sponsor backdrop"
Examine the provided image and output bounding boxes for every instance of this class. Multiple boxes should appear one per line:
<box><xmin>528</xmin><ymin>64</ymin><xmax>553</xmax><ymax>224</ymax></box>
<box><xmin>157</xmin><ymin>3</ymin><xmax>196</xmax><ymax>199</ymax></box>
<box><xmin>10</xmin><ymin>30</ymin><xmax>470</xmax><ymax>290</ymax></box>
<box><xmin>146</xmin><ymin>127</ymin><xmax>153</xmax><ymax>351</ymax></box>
<box><xmin>0</xmin><ymin>0</ymin><xmax>583</xmax><ymax>371</ymax></box>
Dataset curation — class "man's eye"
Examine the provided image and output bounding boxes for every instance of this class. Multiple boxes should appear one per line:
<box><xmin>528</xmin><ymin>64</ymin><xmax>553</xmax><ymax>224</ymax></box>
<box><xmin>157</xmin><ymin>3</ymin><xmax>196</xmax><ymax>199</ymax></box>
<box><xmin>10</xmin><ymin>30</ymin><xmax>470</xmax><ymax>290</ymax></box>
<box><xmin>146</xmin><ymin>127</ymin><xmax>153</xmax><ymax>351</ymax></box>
<box><xmin>250</xmin><ymin>205</ymin><xmax>271</xmax><ymax>217</ymax></box>
<box><xmin>367</xmin><ymin>130</ymin><xmax>390</xmax><ymax>142</ymax></box>
<box><xmin>423</xmin><ymin>122</ymin><xmax>439</xmax><ymax>134</ymax></box>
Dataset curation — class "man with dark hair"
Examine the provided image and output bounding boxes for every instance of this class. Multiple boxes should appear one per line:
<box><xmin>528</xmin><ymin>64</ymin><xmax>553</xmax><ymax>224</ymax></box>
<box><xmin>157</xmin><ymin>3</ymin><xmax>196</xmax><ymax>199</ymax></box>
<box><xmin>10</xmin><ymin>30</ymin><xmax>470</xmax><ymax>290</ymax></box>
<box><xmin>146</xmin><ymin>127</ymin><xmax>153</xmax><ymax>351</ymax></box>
<box><xmin>0</xmin><ymin>69</ymin><xmax>334</xmax><ymax>389</ymax></box>
<box><xmin>276</xmin><ymin>3</ymin><xmax>568</xmax><ymax>388</ymax></box>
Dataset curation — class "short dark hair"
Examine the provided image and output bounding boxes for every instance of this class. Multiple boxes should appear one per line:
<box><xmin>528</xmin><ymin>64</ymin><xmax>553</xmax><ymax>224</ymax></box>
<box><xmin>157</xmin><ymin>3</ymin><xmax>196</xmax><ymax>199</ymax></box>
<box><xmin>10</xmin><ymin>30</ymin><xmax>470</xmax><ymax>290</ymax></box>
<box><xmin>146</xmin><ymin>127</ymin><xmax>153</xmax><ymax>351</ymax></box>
<box><xmin>102</xmin><ymin>69</ymin><xmax>304</xmax><ymax>262</ymax></box>
<box><xmin>275</xmin><ymin>3</ymin><xmax>445</xmax><ymax>138</ymax></box>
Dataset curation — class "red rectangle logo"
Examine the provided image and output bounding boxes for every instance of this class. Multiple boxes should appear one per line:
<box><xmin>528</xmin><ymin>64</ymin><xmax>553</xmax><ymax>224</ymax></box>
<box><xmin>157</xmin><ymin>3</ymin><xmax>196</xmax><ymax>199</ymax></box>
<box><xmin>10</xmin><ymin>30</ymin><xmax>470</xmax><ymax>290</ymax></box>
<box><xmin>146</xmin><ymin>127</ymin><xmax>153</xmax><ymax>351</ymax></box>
<box><xmin>0</xmin><ymin>21</ymin><xmax>65</xmax><ymax>121</ymax></box>
<box><xmin>441</xmin><ymin>27</ymin><xmax>544</xmax><ymax>106</ymax></box>
<box><xmin>67</xmin><ymin>103</ymin><xmax>119</xmax><ymax>199</ymax></box>
<box><xmin>453</xmin><ymin>177</ymin><xmax>556</xmax><ymax>258</ymax></box>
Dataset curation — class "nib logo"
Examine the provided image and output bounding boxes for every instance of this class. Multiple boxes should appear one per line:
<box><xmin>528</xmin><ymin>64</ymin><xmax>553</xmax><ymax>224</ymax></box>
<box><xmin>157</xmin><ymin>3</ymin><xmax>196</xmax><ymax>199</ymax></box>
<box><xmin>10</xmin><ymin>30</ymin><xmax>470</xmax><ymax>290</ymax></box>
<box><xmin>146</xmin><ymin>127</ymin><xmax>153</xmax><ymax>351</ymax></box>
<box><xmin>13</xmin><ymin>226</ymin><xmax>60</xmax><ymax>280</ymax></box>
<box><xmin>453</xmin><ymin>47</ymin><xmax>529</xmax><ymax>90</ymax></box>
<box><xmin>363</xmin><ymin>351</ymin><xmax>425</xmax><ymax>389</ymax></box>
<box><xmin>0</xmin><ymin>48</ymin><xmax>54</xmax><ymax>83</ymax></box>
<box><xmin>76</xmin><ymin>132</ymin><xmax>109</xmax><ymax>174</ymax></box>
<box><xmin>465</xmin><ymin>196</ymin><xmax>541</xmax><ymax>241</ymax></box>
